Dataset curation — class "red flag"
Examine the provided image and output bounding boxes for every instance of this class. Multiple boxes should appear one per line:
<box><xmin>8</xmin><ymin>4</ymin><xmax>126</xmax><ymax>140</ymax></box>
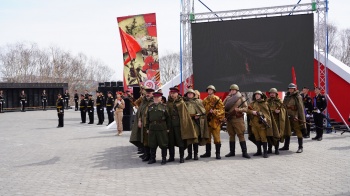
<box><xmin>119</xmin><ymin>27</ymin><xmax>141</xmax><ymax>65</ymax></box>
<box><xmin>292</xmin><ymin>66</ymin><xmax>297</xmax><ymax>85</ymax></box>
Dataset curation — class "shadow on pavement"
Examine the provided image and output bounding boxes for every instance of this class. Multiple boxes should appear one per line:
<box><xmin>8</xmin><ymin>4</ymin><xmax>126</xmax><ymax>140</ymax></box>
<box><xmin>15</xmin><ymin>156</ymin><xmax>60</xmax><ymax>167</ymax></box>
<box><xmin>328</xmin><ymin>146</ymin><xmax>350</xmax><ymax>151</ymax></box>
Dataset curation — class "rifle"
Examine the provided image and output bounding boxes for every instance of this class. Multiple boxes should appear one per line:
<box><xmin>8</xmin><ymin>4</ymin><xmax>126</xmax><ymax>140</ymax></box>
<box><xmin>207</xmin><ymin>98</ymin><xmax>221</xmax><ymax>122</ymax></box>
<box><xmin>248</xmin><ymin>105</ymin><xmax>270</xmax><ymax>128</ymax></box>
<box><xmin>225</xmin><ymin>98</ymin><xmax>249</xmax><ymax>121</ymax></box>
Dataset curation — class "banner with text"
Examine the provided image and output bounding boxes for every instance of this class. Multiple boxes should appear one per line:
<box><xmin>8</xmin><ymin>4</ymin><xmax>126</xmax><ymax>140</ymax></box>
<box><xmin>117</xmin><ymin>13</ymin><xmax>160</xmax><ymax>91</ymax></box>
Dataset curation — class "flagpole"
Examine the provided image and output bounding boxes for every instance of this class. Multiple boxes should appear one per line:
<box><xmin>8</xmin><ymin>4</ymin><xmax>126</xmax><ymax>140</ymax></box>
<box><xmin>119</xmin><ymin>28</ymin><xmax>142</xmax><ymax>90</ymax></box>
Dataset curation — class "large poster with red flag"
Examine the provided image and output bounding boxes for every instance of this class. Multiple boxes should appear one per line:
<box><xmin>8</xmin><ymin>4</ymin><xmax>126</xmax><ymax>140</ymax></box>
<box><xmin>117</xmin><ymin>13</ymin><xmax>161</xmax><ymax>91</ymax></box>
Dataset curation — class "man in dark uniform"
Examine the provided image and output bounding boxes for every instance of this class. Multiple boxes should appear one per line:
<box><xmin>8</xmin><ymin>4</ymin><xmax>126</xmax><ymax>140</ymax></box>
<box><xmin>300</xmin><ymin>87</ymin><xmax>313</xmax><ymax>138</ymax></box>
<box><xmin>312</xmin><ymin>87</ymin><xmax>327</xmax><ymax>141</ymax></box>
<box><xmin>96</xmin><ymin>91</ymin><xmax>103</xmax><ymax>125</ymax></box>
<box><xmin>84</xmin><ymin>90</ymin><xmax>89</xmax><ymax>100</ymax></box>
<box><xmin>19</xmin><ymin>90</ymin><xmax>27</xmax><ymax>112</ymax></box>
<box><xmin>74</xmin><ymin>90</ymin><xmax>79</xmax><ymax>111</ymax></box>
<box><xmin>64</xmin><ymin>89</ymin><xmax>70</xmax><ymax>109</ymax></box>
<box><xmin>41</xmin><ymin>90</ymin><xmax>48</xmax><ymax>111</ymax></box>
<box><xmin>80</xmin><ymin>94</ymin><xmax>87</xmax><ymax>123</ymax></box>
<box><xmin>106</xmin><ymin>91</ymin><xmax>115</xmax><ymax>125</ymax></box>
<box><xmin>145</xmin><ymin>91</ymin><xmax>170</xmax><ymax>165</ymax></box>
<box><xmin>0</xmin><ymin>90</ymin><xmax>5</xmax><ymax>113</ymax></box>
<box><xmin>87</xmin><ymin>94</ymin><xmax>94</xmax><ymax>124</ymax></box>
<box><xmin>56</xmin><ymin>94</ymin><xmax>64</xmax><ymax>128</ymax></box>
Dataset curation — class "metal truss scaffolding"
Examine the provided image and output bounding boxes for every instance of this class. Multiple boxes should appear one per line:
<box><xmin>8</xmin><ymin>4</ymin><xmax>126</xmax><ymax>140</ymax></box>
<box><xmin>180</xmin><ymin>0</ymin><xmax>328</xmax><ymax>93</ymax></box>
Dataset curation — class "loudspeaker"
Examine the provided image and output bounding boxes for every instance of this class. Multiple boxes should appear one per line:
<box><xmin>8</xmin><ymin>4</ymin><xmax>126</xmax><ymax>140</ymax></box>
<box><xmin>117</xmin><ymin>81</ymin><xmax>123</xmax><ymax>87</ymax></box>
<box><xmin>99</xmin><ymin>83</ymin><xmax>105</xmax><ymax>87</ymax></box>
<box><xmin>105</xmin><ymin>82</ymin><xmax>111</xmax><ymax>87</ymax></box>
<box><xmin>111</xmin><ymin>82</ymin><xmax>117</xmax><ymax>87</ymax></box>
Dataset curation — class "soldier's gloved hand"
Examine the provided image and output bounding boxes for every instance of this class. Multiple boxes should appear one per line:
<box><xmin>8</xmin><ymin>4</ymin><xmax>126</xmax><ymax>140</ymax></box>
<box><xmin>210</xmin><ymin>109</ymin><xmax>214</xmax><ymax>113</ymax></box>
<box><xmin>275</xmin><ymin>109</ymin><xmax>280</xmax><ymax>114</ymax></box>
<box><xmin>317</xmin><ymin>109</ymin><xmax>320</xmax><ymax>113</ymax></box>
<box><xmin>294</xmin><ymin>117</ymin><xmax>298</xmax><ymax>121</ymax></box>
<box><xmin>306</xmin><ymin>114</ymin><xmax>311</xmax><ymax>118</ymax></box>
<box><xmin>234</xmin><ymin>107</ymin><xmax>240</xmax><ymax>112</ymax></box>
<box><xmin>146</xmin><ymin>130</ymin><xmax>149</xmax><ymax>134</ymax></box>
<box><xmin>252</xmin><ymin>111</ymin><xmax>257</xmax><ymax>116</ymax></box>
<box><xmin>195</xmin><ymin>115</ymin><xmax>200</xmax><ymax>119</ymax></box>
<box><xmin>25</xmin><ymin>101</ymin><xmax>27</xmax><ymax>103</ymax></box>
<box><xmin>167</xmin><ymin>130</ymin><xmax>169</xmax><ymax>133</ymax></box>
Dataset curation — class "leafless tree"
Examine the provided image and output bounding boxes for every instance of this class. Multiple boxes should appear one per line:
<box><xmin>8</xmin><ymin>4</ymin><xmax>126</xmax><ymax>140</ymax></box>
<box><xmin>159</xmin><ymin>51</ymin><xmax>180</xmax><ymax>84</ymax></box>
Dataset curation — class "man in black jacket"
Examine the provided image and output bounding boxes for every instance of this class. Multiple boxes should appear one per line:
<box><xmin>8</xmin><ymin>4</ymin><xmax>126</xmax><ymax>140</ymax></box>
<box><xmin>312</xmin><ymin>87</ymin><xmax>327</xmax><ymax>141</ymax></box>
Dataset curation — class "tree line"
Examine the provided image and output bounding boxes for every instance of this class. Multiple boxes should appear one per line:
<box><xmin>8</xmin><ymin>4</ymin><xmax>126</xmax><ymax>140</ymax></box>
<box><xmin>0</xmin><ymin>42</ymin><xmax>115</xmax><ymax>94</ymax></box>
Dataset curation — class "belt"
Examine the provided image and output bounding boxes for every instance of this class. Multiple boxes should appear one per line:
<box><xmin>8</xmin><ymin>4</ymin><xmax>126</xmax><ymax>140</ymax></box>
<box><xmin>57</xmin><ymin>106</ymin><xmax>62</xmax><ymax>108</ymax></box>
<box><xmin>87</xmin><ymin>106</ymin><xmax>92</xmax><ymax>108</ymax></box>
<box><xmin>151</xmin><ymin>120</ymin><xmax>165</xmax><ymax>124</ymax></box>
<box><xmin>106</xmin><ymin>104</ymin><xmax>112</xmax><ymax>106</ymax></box>
<box><xmin>96</xmin><ymin>103</ymin><xmax>100</xmax><ymax>105</ymax></box>
<box><xmin>80</xmin><ymin>106</ymin><xmax>85</xmax><ymax>108</ymax></box>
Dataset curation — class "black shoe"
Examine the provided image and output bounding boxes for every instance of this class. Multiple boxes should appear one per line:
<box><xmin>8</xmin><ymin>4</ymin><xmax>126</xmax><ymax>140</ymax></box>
<box><xmin>148</xmin><ymin>159</ymin><xmax>156</xmax><ymax>164</ymax></box>
<box><xmin>304</xmin><ymin>135</ymin><xmax>310</xmax><ymax>138</ymax></box>
<box><xmin>185</xmin><ymin>154</ymin><xmax>192</xmax><ymax>160</ymax></box>
<box><xmin>240</xmin><ymin>141</ymin><xmax>251</xmax><ymax>159</ymax></box>
<box><xmin>296</xmin><ymin>148</ymin><xmax>303</xmax><ymax>153</ymax></box>
<box><xmin>253</xmin><ymin>141</ymin><xmax>262</xmax><ymax>156</ymax></box>
<box><xmin>262</xmin><ymin>142</ymin><xmax>269</xmax><ymax>158</ymax></box>
<box><xmin>161</xmin><ymin>158</ymin><xmax>166</xmax><ymax>165</ymax></box>
<box><xmin>88</xmin><ymin>122</ymin><xmax>93</xmax><ymax>124</ymax></box>
<box><xmin>215</xmin><ymin>144</ymin><xmax>221</xmax><ymax>160</ymax></box>
<box><xmin>200</xmin><ymin>144</ymin><xmax>211</xmax><ymax>158</ymax></box>
<box><xmin>275</xmin><ymin>143</ymin><xmax>280</xmax><ymax>155</ymax></box>
<box><xmin>279</xmin><ymin>136</ymin><xmax>290</xmax><ymax>151</ymax></box>
<box><xmin>179</xmin><ymin>158</ymin><xmax>184</xmax><ymax>163</ymax></box>
<box><xmin>193</xmin><ymin>154</ymin><xmax>198</xmax><ymax>160</ymax></box>
<box><xmin>317</xmin><ymin>137</ymin><xmax>322</xmax><ymax>141</ymax></box>
<box><xmin>225</xmin><ymin>142</ymin><xmax>235</xmax><ymax>157</ymax></box>
<box><xmin>312</xmin><ymin>137</ymin><xmax>319</xmax><ymax>140</ymax></box>
<box><xmin>96</xmin><ymin>123</ymin><xmax>101</xmax><ymax>125</ymax></box>
<box><xmin>296</xmin><ymin>138</ymin><xmax>303</xmax><ymax>153</ymax></box>
<box><xmin>167</xmin><ymin>157</ymin><xmax>174</xmax><ymax>162</ymax></box>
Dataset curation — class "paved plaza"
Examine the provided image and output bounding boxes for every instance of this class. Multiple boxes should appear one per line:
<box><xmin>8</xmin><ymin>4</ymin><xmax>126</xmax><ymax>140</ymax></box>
<box><xmin>0</xmin><ymin>109</ymin><xmax>350</xmax><ymax>196</ymax></box>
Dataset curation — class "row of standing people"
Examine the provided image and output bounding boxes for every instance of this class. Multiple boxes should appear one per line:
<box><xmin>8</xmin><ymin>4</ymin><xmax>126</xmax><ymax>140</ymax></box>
<box><xmin>129</xmin><ymin>82</ymin><xmax>327</xmax><ymax>165</ymax></box>
<box><xmin>0</xmin><ymin>89</ymin><xmax>72</xmax><ymax>113</ymax></box>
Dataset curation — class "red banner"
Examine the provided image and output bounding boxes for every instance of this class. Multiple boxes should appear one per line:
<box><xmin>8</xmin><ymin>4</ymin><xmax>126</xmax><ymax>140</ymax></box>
<box><xmin>117</xmin><ymin>13</ymin><xmax>161</xmax><ymax>91</ymax></box>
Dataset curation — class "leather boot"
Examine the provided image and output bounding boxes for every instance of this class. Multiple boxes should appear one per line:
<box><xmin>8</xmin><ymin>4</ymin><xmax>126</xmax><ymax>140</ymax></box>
<box><xmin>185</xmin><ymin>144</ymin><xmax>192</xmax><ymax>160</ymax></box>
<box><xmin>275</xmin><ymin>142</ymin><xmax>280</xmax><ymax>155</ymax></box>
<box><xmin>225</xmin><ymin>141</ymin><xmax>235</xmax><ymax>157</ymax></box>
<box><xmin>167</xmin><ymin>146</ymin><xmax>175</xmax><ymax>162</ymax></box>
<box><xmin>279</xmin><ymin>136</ymin><xmax>290</xmax><ymax>151</ymax></box>
<box><xmin>179</xmin><ymin>147</ymin><xmax>185</xmax><ymax>163</ymax></box>
<box><xmin>253</xmin><ymin>141</ymin><xmax>262</xmax><ymax>156</ymax></box>
<box><xmin>137</xmin><ymin>146</ymin><xmax>144</xmax><ymax>154</ymax></box>
<box><xmin>148</xmin><ymin>148</ymin><xmax>156</xmax><ymax>164</ymax></box>
<box><xmin>215</xmin><ymin>143</ymin><xmax>221</xmax><ymax>160</ymax></box>
<box><xmin>267</xmin><ymin>143</ymin><xmax>273</xmax><ymax>154</ymax></box>
<box><xmin>142</xmin><ymin>146</ymin><xmax>150</xmax><ymax>162</ymax></box>
<box><xmin>161</xmin><ymin>148</ymin><xmax>167</xmax><ymax>165</ymax></box>
<box><xmin>296</xmin><ymin>138</ymin><xmax>303</xmax><ymax>153</ymax></box>
<box><xmin>262</xmin><ymin>142</ymin><xmax>269</xmax><ymax>158</ymax></box>
<box><xmin>200</xmin><ymin>144</ymin><xmax>211</xmax><ymax>158</ymax></box>
<box><xmin>193</xmin><ymin>143</ymin><xmax>199</xmax><ymax>160</ymax></box>
<box><xmin>240</xmin><ymin>141</ymin><xmax>251</xmax><ymax>159</ymax></box>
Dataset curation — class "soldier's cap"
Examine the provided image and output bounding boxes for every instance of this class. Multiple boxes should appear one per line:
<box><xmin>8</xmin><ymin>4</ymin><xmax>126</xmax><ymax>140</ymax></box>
<box><xmin>57</xmin><ymin>93</ymin><xmax>61</xmax><ymax>96</ymax></box>
<box><xmin>153</xmin><ymin>92</ymin><xmax>163</xmax><ymax>97</ymax></box>
<box><xmin>80</xmin><ymin>94</ymin><xmax>85</xmax><ymax>97</ymax></box>
<box><xmin>96</xmin><ymin>90</ymin><xmax>100</xmax><ymax>93</ymax></box>
<box><xmin>107</xmin><ymin>91</ymin><xmax>112</xmax><ymax>94</ymax></box>
<box><xmin>145</xmin><ymin>87</ymin><xmax>155</xmax><ymax>92</ymax></box>
<box><xmin>89</xmin><ymin>94</ymin><xmax>93</xmax><ymax>97</ymax></box>
<box><xmin>169</xmin><ymin>86</ymin><xmax>180</xmax><ymax>93</ymax></box>
<box><xmin>314</xmin><ymin>86</ymin><xmax>321</xmax><ymax>90</ymax></box>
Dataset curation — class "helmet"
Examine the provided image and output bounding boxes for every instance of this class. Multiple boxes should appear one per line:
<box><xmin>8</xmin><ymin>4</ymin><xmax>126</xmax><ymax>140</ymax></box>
<box><xmin>253</xmin><ymin>90</ymin><xmax>263</xmax><ymax>95</ymax></box>
<box><xmin>229</xmin><ymin>84</ymin><xmax>239</xmax><ymax>91</ymax></box>
<box><xmin>288</xmin><ymin>83</ymin><xmax>297</xmax><ymax>89</ymax></box>
<box><xmin>186</xmin><ymin>89</ymin><xmax>195</xmax><ymax>95</ymax></box>
<box><xmin>269</xmin><ymin>88</ymin><xmax>278</xmax><ymax>93</ymax></box>
<box><xmin>206</xmin><ymin>85</ymin><xmax>216</xmax><ymax>92</ymax></box>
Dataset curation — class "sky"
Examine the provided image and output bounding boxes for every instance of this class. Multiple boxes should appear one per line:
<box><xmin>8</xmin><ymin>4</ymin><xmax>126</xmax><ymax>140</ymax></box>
<box><xmin>0</xmin><ymin>0</ymin><xmax>349</xmax><ymax>81</ymax></box>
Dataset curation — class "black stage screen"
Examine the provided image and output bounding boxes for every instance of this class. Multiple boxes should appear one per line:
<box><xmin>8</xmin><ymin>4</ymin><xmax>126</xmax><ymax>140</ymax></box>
<box><xmin>192</xmin><ymin>14</ymin><xmax>314</xmax><ymax>92</ymax></box>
